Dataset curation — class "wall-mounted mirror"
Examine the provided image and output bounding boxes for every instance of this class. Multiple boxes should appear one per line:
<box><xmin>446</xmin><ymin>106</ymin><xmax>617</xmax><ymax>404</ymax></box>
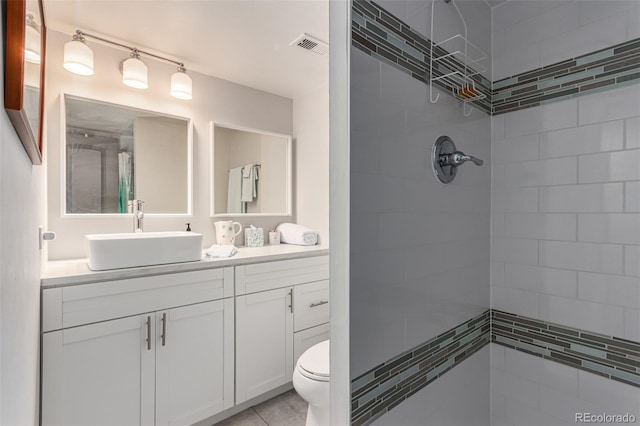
<box><xmin>210</xmin><ymin>122</ymin><xmax>291</xmax><ymax>217</ymax></box>
<box><xmin>4</xmin><ymin>0</ymin><xmax>46</xmax><ymax>165</ymax></box>
<box><xmin>63</xmin><ymin>95</ymin><xmax>192</xmax><ymax>215</ymax></box>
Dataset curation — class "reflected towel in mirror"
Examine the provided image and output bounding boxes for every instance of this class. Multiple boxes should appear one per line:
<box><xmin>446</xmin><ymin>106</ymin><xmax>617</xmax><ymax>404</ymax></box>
<box><xmin>241</xmin><ymin>164</ymin><xmax>259</xmax><ymax>203</ymax></box>
<box><xmin>227</xmin><ymin>166</ymin><xmax>244</xmax><ymax>213</ymax></box>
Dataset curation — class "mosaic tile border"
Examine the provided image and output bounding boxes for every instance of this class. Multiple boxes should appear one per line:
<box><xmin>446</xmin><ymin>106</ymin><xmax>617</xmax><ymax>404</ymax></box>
<box><xmin>351</xmin><ymin>0</ymin><xmax>640</xmax><ymax>116</ymax></box>
<box><xmin>351</xmin><ymin>310</ymin><xmax>491</xmax><ymax>426</ymax></box>
<box><xmin>492</xmin><ymin>39</ymin><xmax>640</xmax><ymax>115</ymax></box>
<box><xmin>351</xmin><ymin>309</ymin><xmax>640</xmax><ymax>425</ymax></box>
<box><xmin>492</xmin><ymin>310</ymin><xmax>640</xmax><ymax>389</ymax></box>
<box><xmin>351</xmin><ymin>0</ymin><xmax>493</xmax><ymax>114</ymax></box>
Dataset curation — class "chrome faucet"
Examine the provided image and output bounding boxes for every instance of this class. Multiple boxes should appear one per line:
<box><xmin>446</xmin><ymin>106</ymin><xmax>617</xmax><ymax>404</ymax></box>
<box><xmin>439</xmin><ymin>151</ymin><xmax>484</xmax><ymax>167</ymax></box>
<box><xmin>127</xmin><ymin>199</ymin><xmax>145</xmax><ymax>233</ymax></box>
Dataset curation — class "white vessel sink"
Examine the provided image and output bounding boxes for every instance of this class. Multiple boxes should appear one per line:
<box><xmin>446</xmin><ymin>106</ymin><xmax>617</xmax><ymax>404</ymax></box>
<box><xmin>86</xmin><ymin>232</ymin><xmax>203</xmax><ymax>271</ymax></box>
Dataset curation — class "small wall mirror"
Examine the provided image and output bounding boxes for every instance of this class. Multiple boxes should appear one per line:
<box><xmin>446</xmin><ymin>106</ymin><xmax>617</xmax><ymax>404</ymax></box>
<box><xmin>4</xmin><ymin>0</ymin><xmax>46</xmax><ymax>165</ymax></box>
<box><xmin>210</xmin><ymin>122</ymin><xmax>291</xmax><ymax>217</ymax></box>
<box><xmin>63</xmin><ymin>95</ymin><xmax>192</xmax><ymax>215</ymax></box>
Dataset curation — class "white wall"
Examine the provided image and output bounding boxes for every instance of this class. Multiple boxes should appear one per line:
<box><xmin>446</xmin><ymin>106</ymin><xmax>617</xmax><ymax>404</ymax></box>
<box><xmin>490</xmin><ymin>1</ymin><xmax>640</xmax><ymax>423</ymax></box>
<box><xmin>134</xmin><ymin>117</ymin><xmax>188</xmax><ymax>214</ymax></box>
<box><xmin>46</xmin><ymin>29</ymin><xmax>294</xmax><ymax>259</ymax></box>
<box><xmin>259</xmin><ymin>134</ymin><xmax>288</xmax><ymax>214</ymax></box>
<box><xmin>0</xmin><ymin>6</ymin><xmax>46</xmax><ymax>424</ymax></box>
<box><xmin>293</xmin><ymin>84</ymin><xmax>329</xmax><ymax>244</ymax></box>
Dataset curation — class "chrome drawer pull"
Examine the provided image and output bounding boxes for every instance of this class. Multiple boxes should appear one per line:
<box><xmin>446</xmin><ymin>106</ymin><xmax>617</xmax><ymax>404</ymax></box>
<box><xmin>146</xmin><ymin>316</ymin><xmax>151</xmax><ymax>351</ymax></box>
<box><xmin>309</xmin><ymin>300</ymin><xmax>329</xmax><ymax>308</ymax></box>
<box><xmin>161</xmin><ymin>313</ymin><xmax>167</xmax><ymax>346</ymax></box>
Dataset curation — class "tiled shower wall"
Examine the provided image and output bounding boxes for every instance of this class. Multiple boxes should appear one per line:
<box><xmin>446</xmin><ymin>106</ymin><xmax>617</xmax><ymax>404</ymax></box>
<box><xmin>350</xmin><ymin>0</ymin><xmax>640</xmax><ymax>424</ymax></box>
<box><xmin>490</xmin><ymin>1</ymin><xmax>640</xmax><ymax>424</ymax></box>
<box><xmin>350</xmin><ymin>0</ymin><xmax>492</xmax><ymax>423</ymax></box>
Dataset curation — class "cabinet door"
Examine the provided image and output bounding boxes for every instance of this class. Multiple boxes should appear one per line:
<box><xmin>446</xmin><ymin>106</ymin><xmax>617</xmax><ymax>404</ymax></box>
<box><xmin>294</xmin><ymin>323</ymin><xmax>330</xmax><ymax>364</ymax></box>
<box><xmin>236</xmin><ymin>287</ymin><xmax>294</xmax><ymax>404</ymax></box>
<box><xmin>155</xmin><ymin>299</ymin><xmax>234</xmax><ymax>426</ymax></box>
<box><xmin>42</xmin><ymin>315</ymin><xmax>155</xmax><ymax>426</ymax></box>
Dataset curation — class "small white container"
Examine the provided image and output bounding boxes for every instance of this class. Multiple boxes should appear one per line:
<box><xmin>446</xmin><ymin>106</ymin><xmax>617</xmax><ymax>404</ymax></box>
<box><xmin>269</xmin><ymin>230</ymin><xmax>281</xmax><ymax>245</ymax></box>
<box><xmin>245</xmin><ymin>226</ymin><xmax>264</xmax><ymax>247</ymax></box>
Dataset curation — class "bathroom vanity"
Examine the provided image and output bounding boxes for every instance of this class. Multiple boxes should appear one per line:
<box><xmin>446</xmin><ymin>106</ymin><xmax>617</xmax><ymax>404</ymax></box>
<box><xmin>40</xmin><ymin>245</ymin><xmax>329</xmax><ymax>426</ymax></box>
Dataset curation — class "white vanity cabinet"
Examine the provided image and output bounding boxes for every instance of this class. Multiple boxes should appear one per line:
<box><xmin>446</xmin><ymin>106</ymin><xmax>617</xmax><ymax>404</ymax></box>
<box><xmin>42</xmin><ymin>314</ymin><xmax>156</xmax><ymax>426</ymax></box>
<box><xmin>235</xmin><ymin>256</ymin><xmax>330</xmax><ymax>404</ymax></box>
<box><xmin>40</xmin><ymin>247</ymin><xmax>330</xmax><ymax>426</ymax></box>
<box><xmin>155</xmin><ymin>299</ymin><xmax>234</xmax><ymax>425</ymax></box>
<box><xmin>41</xmin><ymin>268</ymin><xmax>234</xmax><ymax>426</ymax></box>
<box><xmin>235</xmin><ymin>287</ymin><xmax>294</xmax><ymax>404</ymax></box>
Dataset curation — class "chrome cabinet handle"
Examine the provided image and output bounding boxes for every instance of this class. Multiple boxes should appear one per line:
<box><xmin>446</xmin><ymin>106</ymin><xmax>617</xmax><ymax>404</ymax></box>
<box><xmin>288</xmin><ymin>289</ymin><xmax>293</xmax><ymax>313</ymax></box>
<box><xmin>309</xmin><ymin>300</ymin><xmax>329</xmax><ymax>308</ymax></box>
<box><xmin>161</xmin><ymin>313</ymin><xmax>167</xmax><ymax>346</ymax></box>
<box><xmin>146</xmin><ymin>316</ymin><xmax>151</xmax><ymax>351</ymax></box>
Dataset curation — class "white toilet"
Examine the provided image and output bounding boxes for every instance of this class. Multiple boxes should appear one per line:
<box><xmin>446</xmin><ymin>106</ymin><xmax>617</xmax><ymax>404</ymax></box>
<box><xmin>293</xmin><ymin>340</ymin><xmax>330</xmax><ymax>426</ymax></box>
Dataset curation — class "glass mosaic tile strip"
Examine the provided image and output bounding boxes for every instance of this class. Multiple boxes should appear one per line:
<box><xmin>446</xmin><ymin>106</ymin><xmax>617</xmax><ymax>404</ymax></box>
<box><xmin>351</xmin><ymin>310</ymin><xmax>491</xmax><ymax>426</ymax></box>
<box><xmin>491</xmin><ymin>38</ymin><xmax>640</xmax><ymax>115</ymax></box>
<box><xmin>351</xmin><ymin>1</ymin><xmax>640</xmax><ymax>116</ymax></box>
<box><xmin>351</xmin><ymin>309</ymin><xmax>640</xmax><ymax>425</ymax></box>
<box><xmin>352</xmin><ymin>0</ymin><xmax>493</xmax><ymax>115</ymax></box>
<box><xmin>491</xmin><ymin>310</ymin><xmax>640</xmax><ymax>388</ymax></box>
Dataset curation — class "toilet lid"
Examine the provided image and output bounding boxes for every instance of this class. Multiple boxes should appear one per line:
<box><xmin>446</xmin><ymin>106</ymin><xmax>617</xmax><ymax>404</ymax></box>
<box><xmin>297</xmin><ymin>340</ymin><xmax>330</xmax><ymax>381</ymax></box>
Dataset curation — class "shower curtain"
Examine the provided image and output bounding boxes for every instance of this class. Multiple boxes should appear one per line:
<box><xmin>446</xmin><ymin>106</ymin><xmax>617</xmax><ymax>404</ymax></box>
<box><xmin>118</xmin><ymin>151</ymin><xmax>132</xmax><ymax>213</ymax></box>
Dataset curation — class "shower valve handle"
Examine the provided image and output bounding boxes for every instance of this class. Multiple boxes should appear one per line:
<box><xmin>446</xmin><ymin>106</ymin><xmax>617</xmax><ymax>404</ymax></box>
<box><xmin>440</xmin><ymin>151</ymin><xmax>484</xmax><ymax>167</ymax></box>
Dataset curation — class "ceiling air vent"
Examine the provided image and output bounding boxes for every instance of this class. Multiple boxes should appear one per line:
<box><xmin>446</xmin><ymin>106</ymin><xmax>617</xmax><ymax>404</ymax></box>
<box><xmin>290</xmin><ymin>33</ymin><xmax>328</xmax><ymax>56</ymax></box>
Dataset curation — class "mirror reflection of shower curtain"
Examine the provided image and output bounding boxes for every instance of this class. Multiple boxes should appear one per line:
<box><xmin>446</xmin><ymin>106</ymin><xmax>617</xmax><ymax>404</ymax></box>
<box><xmin>67</xmin><ymin>143</ymin><xmax>107</xmax><ymax>213</ymax></box>
<box><xmin>118</xmin><ymin>151</ymin><xmax>132</xmax><ymax>213</ymax></box>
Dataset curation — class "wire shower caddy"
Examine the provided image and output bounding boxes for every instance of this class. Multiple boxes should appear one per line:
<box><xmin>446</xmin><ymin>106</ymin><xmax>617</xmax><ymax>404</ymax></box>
<box><xmin>429</xmin><ymin>0</ymin><xmax>488</xmax><ymax>116</ymax></box>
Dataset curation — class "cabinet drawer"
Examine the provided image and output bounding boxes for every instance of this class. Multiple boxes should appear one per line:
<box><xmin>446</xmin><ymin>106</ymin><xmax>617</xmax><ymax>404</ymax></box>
<box><xmin>293</xmin><ymin>280</ymin><xmax>329</xmax><ymax>332</ymax></box>
<box><xmin>42</xmin><ymin>267</ymin><xmax>233</xmax><ymax>332</ymax></box>
<box><xmin>294</xmin><ymin>323</ymin><xmax>330</xmax><ymax>364</ymax></box>
<box><xmin>235</xmin><ymin>255</ymin><xmax>329</xmax><ymax>295</ymax></box>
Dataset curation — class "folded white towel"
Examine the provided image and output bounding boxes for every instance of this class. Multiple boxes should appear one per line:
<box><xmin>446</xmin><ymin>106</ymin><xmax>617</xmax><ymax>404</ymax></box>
<box><xmin>204</xmin><ymin>244</ymin><xmax>238</xmax><ymax>258</ymax></box>
<box><xmin>276</xmin><ymin>223</ymin><xmax>318</xmax><ymax>246</ymax></box>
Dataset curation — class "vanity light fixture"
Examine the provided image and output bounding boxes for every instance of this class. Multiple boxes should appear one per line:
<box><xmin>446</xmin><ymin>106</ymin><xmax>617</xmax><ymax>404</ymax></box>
<box><xmin>63</xmin><ymin>31</ymin><xmax>94</xmax><ymax>75</ymax></box>
<box><xmin>63</xmin><ymin>30</ymin><xmax>192</xmax><ymax>100</ymax></box>
<box><xmin>121</xmin><ymin>50</ymin><xmax>148</xmax><ymax>89</ymax></box>
<box><xmin>170</xmin><ymin>65</ymin><xmax>192</xmax><ymax>100</ymax></box>
<box><xmin>24</xmin><ymin>13</ymin><xmax>41</xmax><ymax>64</ymax></box>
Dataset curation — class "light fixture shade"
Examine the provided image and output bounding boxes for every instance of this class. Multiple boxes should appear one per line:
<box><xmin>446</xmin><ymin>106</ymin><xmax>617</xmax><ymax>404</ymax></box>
<box><xmin>63</xmin><ymin>39</ymin><xmax>94</xmax><ymax>76</ymax></box>
<box><xmin>170</xmin><ymin>68</ymin><xmax>192</xmax><ymax>100</ymax></box>
<box><xmin>122</xmin><ymin>56</ymin><xmax>148</xmax><ymax>89</ymax></box>
<box><xmin>24</xmin><ymin>15</ymin><xmax>40</xmax><ymax>64</ymax></box>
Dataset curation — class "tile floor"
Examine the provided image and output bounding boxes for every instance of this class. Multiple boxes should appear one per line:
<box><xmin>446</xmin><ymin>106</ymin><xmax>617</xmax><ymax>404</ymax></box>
<box><xmin>215</xmin><ymin>390</ymin><xmax>308</xmax><ymax>426</ymax></box>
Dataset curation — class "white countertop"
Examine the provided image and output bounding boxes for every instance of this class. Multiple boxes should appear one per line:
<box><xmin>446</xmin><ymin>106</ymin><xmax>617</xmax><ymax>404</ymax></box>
<box><xmin>42</xmin><ymin>244</ymin><xmax>329</xmax><ymax>288</ymax></box>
